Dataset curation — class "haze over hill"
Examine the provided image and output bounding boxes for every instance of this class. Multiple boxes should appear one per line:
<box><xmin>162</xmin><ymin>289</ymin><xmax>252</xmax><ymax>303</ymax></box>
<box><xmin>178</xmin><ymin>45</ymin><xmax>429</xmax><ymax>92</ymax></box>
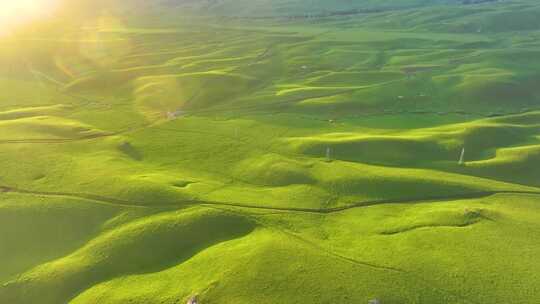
<box><xmin>56</xmin><ymin>0</ymin><xmax>501</xmax><ymax>17</ymax></box>
<box><xmin>140</xmin><ymin>0</ymin><xmax>458</xmax><ymax>16</ymax></box>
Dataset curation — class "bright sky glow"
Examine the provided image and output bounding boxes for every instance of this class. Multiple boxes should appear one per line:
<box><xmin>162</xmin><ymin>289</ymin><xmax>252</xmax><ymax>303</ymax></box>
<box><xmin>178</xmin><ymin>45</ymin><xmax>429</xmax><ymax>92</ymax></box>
<box><xmin>0</xmin><ymin>0</ymin><xmax>59</xmax><ymax>32</ymax></box>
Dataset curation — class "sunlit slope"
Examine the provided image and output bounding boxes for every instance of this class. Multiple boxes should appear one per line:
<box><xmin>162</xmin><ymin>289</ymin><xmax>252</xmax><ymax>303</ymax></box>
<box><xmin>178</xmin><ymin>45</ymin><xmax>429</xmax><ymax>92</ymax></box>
<box><xmin>1</xmin><ymin>1</ymin><xmax>540</xmax><ymax>303</ymax></box>
<box><xmin>1</xmin><ymin>193</ymin><xmax>539</xmax><ymax>303</ymax></box>
<box><xmin>0</xmin><ymin>111</ymin><xmax>538</xmax><ymax>210</ymax></box>
<box><xmin>70</xmin><ymin>194</ymin><xmax>540</xmax><ymax>304</ymax></box>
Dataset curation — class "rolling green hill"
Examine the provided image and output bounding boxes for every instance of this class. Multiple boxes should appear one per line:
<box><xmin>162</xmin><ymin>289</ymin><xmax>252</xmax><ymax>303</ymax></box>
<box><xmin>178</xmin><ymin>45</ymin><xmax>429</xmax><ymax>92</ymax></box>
<box><xmin>1</xmin><ymin>0</ymin><xmax>540</xmax><ymax>303</ymax></box>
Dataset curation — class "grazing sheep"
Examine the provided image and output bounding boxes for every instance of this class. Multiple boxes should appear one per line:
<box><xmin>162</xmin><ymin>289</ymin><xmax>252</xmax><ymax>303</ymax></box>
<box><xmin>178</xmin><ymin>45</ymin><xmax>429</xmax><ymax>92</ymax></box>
<box><xmin>187</xmin><ymin>295</ymin><xmax>198</xmax><ymax>304</ymax></box>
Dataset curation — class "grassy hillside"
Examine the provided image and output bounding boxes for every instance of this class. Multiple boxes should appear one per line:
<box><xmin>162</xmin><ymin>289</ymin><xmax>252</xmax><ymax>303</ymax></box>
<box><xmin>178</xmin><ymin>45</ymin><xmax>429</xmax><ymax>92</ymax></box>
<box><xmin>1</xmin><ymin>0</ymin><xmax>540</xmax><ymax>303</ymax></box>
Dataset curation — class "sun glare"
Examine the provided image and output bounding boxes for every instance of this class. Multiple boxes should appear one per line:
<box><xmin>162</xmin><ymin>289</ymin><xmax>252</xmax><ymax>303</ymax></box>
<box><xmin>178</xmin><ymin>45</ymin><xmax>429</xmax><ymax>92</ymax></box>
<box><xmin>0</xmin><ymin>0</ymin><xmax>59</xmax><ymax>31</ymax></box>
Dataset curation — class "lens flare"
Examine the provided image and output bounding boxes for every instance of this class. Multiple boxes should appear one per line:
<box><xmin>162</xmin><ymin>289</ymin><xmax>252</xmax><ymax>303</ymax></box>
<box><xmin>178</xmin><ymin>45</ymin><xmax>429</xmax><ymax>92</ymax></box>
<box><xmin>0</xmin><ymin>0</ymin><xmax>59</xmax><ymax>32</ymax></box>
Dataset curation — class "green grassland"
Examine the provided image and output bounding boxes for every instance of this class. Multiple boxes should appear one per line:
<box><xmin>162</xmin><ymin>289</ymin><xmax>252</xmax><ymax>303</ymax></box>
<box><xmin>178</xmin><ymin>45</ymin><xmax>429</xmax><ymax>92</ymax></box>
<box><xmin>1</xmin><ymin>0</ymin><xmax>540</xmax><ymax>303</ymax></box>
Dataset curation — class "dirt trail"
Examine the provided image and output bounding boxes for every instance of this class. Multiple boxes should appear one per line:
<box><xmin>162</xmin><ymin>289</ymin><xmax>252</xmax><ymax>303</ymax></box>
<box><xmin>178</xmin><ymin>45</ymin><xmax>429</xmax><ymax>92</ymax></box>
<box><xmin>1</xmin><ymin>185</ymin><xmax>539</xmax><ymax>214</ymax></box>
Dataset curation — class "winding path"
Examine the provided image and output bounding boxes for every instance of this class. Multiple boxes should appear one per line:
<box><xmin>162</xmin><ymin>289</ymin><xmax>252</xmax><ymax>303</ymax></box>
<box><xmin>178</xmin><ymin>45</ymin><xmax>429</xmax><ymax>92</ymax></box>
<box><xmin>2</xmin><ymin>184</ymin><xmax>540</xmax><ymax>214</ymax></box>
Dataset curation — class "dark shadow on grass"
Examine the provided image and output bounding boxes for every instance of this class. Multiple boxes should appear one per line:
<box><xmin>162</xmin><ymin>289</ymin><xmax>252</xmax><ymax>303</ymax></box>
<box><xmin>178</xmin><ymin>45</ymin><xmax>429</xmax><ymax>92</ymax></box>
<box><xmin>0</xmin><ymin>211</ymin><xmax>256</xmax><ymax>304</ymax></box>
